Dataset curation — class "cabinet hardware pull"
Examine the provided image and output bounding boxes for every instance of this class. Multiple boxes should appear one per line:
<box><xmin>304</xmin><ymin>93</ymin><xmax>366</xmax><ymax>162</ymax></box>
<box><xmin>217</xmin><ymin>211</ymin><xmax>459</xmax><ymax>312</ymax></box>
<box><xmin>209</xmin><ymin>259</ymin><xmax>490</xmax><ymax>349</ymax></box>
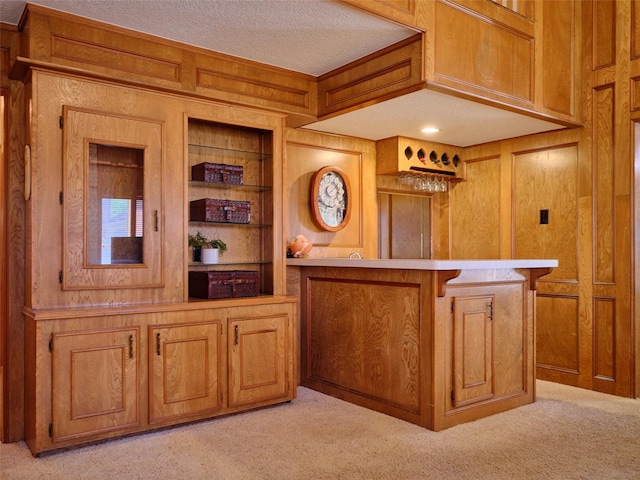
<box><xmin>129</xmin><ymin>335</ymin><xmax>134</xmax><ymax>358</ymax></box>
<box><xmin>154</xmin><ymin>210</ymin><xmax>159</xmax><ymax>231</ymax></box>
<box><xmin>156</xmin><ymin>332</ymin><xmax>161</xmax><ymax>356</ymax></box>
<box><xmin>488</xmin><ymin>302</ymin><xmax>494</xmax><ymax>321</ymax></box>
<box><xmin>234</xmin><ymin>325</ymin><xmax>239</xmax><ymax>346</ymax></box>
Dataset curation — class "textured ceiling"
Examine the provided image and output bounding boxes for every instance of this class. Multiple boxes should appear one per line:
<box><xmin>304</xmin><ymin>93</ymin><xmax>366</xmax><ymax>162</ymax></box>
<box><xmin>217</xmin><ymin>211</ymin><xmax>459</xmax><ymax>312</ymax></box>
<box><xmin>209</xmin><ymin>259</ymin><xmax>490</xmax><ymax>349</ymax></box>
<box><xmin>0</xmin><ymin>0</ymin><xmax>566</xmax><ymax>146</ymax></box>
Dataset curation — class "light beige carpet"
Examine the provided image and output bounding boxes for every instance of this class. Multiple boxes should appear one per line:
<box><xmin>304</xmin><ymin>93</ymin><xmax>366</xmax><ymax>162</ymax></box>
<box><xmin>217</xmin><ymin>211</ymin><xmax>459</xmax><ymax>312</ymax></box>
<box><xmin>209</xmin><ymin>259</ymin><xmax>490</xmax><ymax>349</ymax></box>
<box><xmin>1</xmin><ymin>380</ymin><xmax>639</xmax><ymax>479</ymax></box>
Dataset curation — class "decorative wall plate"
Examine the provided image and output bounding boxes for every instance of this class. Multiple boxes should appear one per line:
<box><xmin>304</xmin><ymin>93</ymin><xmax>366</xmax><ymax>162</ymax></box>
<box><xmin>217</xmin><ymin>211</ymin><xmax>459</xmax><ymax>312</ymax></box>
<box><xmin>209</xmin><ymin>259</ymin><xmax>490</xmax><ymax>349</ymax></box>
<box><xmin>310</xmin><ymin>166</ymin><xmax>351</xmax><ymax>232</ymax></box>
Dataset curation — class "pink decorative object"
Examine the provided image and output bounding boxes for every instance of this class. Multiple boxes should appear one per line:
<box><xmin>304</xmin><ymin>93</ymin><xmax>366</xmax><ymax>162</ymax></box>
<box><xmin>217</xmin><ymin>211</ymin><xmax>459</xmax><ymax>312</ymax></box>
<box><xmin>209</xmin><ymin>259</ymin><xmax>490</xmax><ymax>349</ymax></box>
<box><xmin>290</xmin><ymin>235</ymin><xmax>312</xmax><ymax>257</ymax></box>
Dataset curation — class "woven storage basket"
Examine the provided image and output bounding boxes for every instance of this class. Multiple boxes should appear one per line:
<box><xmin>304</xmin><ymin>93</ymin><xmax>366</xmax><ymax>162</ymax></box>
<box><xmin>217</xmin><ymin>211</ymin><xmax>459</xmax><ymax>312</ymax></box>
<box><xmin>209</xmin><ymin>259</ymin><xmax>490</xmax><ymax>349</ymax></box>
<box><xmin>189</xmin><ymin>271</ymin><xmax>259</xmax><ymax>299</ymax></box>
<box><xmin>190</xmin><ymin>198</ymin><xmax>250</xmax><ymax>224</ymax></box>
<box><xmin>191</xmin><ymin>162</ymin><xmax>243</xmax><ymax>185</ymax></box>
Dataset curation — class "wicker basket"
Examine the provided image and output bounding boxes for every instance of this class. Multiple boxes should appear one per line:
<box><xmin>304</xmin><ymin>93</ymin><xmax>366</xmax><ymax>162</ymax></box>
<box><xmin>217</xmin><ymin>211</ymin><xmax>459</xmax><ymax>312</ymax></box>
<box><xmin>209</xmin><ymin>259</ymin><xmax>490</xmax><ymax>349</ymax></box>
<box><xmin>192</xmin><ymin>162</ymin><xmax>243</xmax><ymax>185</ymax></box>
<box><xmin>190</xmin><ymin>198</ymin><xmax>251</xmax><ymax>224</ymax></box>
<box><xmin>189</xmin><ymin>271</ymin><xmax>259</xmax><ymax>299</ymax></box>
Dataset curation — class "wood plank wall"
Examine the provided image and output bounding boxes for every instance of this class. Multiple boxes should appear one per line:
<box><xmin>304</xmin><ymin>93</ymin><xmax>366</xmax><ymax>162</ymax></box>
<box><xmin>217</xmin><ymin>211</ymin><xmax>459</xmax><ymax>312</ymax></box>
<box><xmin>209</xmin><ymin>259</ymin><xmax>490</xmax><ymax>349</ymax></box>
<box><xmin>453</xmin><ymin>0</ymin><xmax>637</xmax><ymax>398</ymax></box>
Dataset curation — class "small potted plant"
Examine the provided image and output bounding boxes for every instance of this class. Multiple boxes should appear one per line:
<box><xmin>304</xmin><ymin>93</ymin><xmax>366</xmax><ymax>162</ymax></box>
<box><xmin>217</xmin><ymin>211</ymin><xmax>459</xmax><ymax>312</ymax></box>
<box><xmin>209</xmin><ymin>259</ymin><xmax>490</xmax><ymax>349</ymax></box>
<box><xmin>188</xmin><ymin>231</ymin><xmax>228</xmax><ymax>264</ymax></box>
<box><xmin>188</xmin><ymin>231</ymin><xmax>208</xmax><ymax>262</ymax></box>
<box><xmin>201</xmin><ymin>237</ymin><xmax>227</xmax><ymax>264</ymax></box>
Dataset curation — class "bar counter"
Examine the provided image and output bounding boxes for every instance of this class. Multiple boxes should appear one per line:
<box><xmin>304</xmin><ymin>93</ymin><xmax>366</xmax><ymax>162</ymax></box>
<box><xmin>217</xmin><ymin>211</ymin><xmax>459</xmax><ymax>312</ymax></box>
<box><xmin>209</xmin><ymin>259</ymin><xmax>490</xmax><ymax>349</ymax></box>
<box><xmin>288</xmin><ymin>258</ymin><xmax>557</xmax><ymax>431</ymax></box>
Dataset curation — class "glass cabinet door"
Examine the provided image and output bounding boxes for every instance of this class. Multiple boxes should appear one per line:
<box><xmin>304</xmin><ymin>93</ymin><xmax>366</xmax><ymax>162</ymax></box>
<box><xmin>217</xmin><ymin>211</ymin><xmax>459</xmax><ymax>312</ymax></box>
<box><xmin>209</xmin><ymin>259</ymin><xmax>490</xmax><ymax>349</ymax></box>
<box><xmin>62</xmin><ymin>107</ymin><xmax>163</xmax><ymax>290</ymax></box>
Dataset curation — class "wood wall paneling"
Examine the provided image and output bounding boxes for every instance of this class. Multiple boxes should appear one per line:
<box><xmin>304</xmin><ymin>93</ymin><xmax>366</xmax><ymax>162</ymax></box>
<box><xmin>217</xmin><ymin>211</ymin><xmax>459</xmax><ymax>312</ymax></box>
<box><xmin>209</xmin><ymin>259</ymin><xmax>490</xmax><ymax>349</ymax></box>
<box><xmin>317</xmin><ymin>34</ymin><xmax>424</xmax><ymax>118</ymax></box>
<box><xmin>450</xmin><ymin>157</ymin><xmax>501</xmax><ymax>259</ymax></box>
<box><xmin>631</xmin><ymin>0</ymin><xmax>640</xmax><ymax>60</ymax></box>
<box><xmin>634</xmin><ymin>122</ymin><xmax>640</xmax><ymax>397</ymax></box>
<box><xmin>592</xmin><ymin>296</ymin><xmax>616</xmax><ymax>381</ymax></box>
<box><xmin>386</xmin><ymin>193</ymin><xmax>431</xmax><ymax>259</ymax></box>
<box><xmin>285</xmin><ymin>143</ymin><xmax>363</xmax><ymax>248</ymax></box>
<box><xmin>593</xmin><ymin>0</ymin><xmax>616</xmax><ymax>68</ymax></box>
<box><xmin>339</xmin><ymin>0</ymin><xmax>425</xmax><ymax>31</ymax></box>
<box><xmin>513</xmin><ymin>145</ymin><xmax>579</xmax><ymax>282</ymax></box>
<box><xmin>432</xmin><ymin>1</ymin><xmax>534</xmax><ymax>107</ymax></box>
<box><xmin>194</xmin><ymin>52</ymin><xmax>316</xmax><ymax>115</ymax></box>
<box><xmin>541</xmin><ymin>0</ymin><xmax>576</xmax><ymax>118</ymax></box>
<box><xmin>593</xmin><ymin>85</ymin><xmax>616</xmax><ymax>284</ymax></box>
<box><xmin>19</xmin><ymin>5</ymin><xmax>317</xmax><ymax>120</ymax></box>
<box><xmin>3</xmin><ymin>41</ymin><xmax>26</xmax><ymax>441</ymax></box>
<box><xmin>536</xmin><ymin>294</ymin><xmax>580</xmax><ymax>376</ymax></box>
<box><xmin>487</xmin><ymin>0</ymin><xmax>534</xmax><ymax>20</ymax></box>
<box><xmin>284</xmin><ymin>128</ymin><xmax>378</xmax><ymax>260</ymax></box>
<box><xmin>303</xmin><ymin>274</ymin><xmax>422</xmax><ymax>415</ymax></box>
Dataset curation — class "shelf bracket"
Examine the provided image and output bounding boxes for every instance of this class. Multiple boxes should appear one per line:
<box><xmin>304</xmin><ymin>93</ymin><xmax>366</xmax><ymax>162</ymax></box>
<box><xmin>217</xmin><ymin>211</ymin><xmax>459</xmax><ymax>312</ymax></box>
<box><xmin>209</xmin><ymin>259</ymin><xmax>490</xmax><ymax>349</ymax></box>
<box><xmin>529</xmin><ymin>267</ymin><xmax>554</xmax><ymax>290</ymax></box>
<box><xmin>437</xmin><ymin>270</ymin><xmax>461</xmax><ymax>297</ymax></box>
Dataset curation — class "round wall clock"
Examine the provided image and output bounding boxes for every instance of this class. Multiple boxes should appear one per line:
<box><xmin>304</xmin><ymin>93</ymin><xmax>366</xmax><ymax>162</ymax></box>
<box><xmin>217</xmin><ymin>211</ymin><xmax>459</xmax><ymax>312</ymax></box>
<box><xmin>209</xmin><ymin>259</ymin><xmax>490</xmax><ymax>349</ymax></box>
<box><xmin>310</xmin><ymin>166</ymin><xmax>352</xmax><ymax>232</ymax></box>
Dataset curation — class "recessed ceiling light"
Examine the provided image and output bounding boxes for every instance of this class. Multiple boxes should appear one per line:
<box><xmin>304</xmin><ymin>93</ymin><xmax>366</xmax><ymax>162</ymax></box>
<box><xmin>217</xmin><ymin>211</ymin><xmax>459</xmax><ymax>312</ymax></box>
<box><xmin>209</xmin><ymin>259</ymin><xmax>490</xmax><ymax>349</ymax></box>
<box><xmin>421</xmin><ymin>127</ymin><xmax>440</xmax><ymax>134</ymax></box>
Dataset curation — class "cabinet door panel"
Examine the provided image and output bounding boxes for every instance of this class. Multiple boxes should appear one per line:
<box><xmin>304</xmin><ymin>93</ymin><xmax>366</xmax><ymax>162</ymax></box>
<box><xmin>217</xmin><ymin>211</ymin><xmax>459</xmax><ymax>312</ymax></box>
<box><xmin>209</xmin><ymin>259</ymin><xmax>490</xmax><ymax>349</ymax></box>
<box><xmin>52</xmin><ymin>327</ymin><xmax>139</xmax><ymax>442</ymax></box>
<box><xmin>451</xmin><ymin>295</ymin><xmax>494</xmax><ymax>408</ymax></box>
<box><xmin>228</xmin><ymin>314</ymin><xmax>288</xmax><ymax>407</ymax></box>
<box><xmin>62</xmin><ymin>106</ymin><xmax>163</xmax><ymax>290</ymax></box>
<box><xmin>149</xmin><ymin>322</ymin><xmax>222</xmax><ymax>423</ymax></box>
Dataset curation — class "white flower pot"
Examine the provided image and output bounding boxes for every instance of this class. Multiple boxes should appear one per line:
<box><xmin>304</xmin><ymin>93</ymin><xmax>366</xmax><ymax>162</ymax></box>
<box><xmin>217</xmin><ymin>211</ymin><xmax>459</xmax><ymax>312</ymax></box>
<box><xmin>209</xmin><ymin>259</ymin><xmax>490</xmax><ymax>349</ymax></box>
<box><xmin>201</xmin><ymin>248</ymin><xmax>219</xmax><ymax>264</ymax></box>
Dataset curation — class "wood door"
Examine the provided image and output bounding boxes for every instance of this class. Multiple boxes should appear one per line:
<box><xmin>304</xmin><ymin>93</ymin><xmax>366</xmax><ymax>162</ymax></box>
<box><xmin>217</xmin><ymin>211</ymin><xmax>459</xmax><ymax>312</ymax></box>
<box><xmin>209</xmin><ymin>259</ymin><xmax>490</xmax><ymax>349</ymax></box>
<box><xmin>149</xmin><ymin>322</ymin><xmax>222</xmax><ymax>424</ymax></box>
<box><xmin>228</xmin><ymin>314</ymin><xmax>289</xmax><ymax>407</ymax></box>
<box><xmin>51</xmin><ymin>327</ymin><xmax>139</xmax><ymax>442</ymax></box>
<box><xmin>379</xmin><ymin>192</ymin><xmax>431</xmax><ymax>259</ymax></box>
<box><xmin>450</xmin><ymin>295</ymin><xmax>495</xmax><ymax>408</ymax></box>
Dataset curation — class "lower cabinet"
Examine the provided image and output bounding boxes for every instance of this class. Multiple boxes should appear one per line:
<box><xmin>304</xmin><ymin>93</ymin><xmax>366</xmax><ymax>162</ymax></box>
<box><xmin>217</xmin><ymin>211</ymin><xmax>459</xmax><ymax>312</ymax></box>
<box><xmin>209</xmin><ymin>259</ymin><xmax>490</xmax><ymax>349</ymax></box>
<box><xmin>298</xmin><ymin>266</ymin><xmax>538</xmax><ymax>433</ymax></box>
<box><xmin>449</xmin><ymin>294</ymin><xmax>495</xmax><ymax>408</ymax></box>
<box><xmin>51</xmin><ymin>327</ymin><xmax>141</xmax><ymax>443</ymax></box>
<box><xmin>228</xmin><ymin>314</ymin><xmax>289</xmax><ymax>407</ymax></box>
<box><xmin>149</xmin><ymin>321</ymin><xmax>223</xmax><ymax>424</ymax></box>
<box><xmin>442</xmin><ymin>283</ymin><xmax>532</xmax><ymax>425</ymax></box>
<box><xmin>25</xmin><ymin>299</ymin><xmax>296</xmax><ymax>455</ymax></box>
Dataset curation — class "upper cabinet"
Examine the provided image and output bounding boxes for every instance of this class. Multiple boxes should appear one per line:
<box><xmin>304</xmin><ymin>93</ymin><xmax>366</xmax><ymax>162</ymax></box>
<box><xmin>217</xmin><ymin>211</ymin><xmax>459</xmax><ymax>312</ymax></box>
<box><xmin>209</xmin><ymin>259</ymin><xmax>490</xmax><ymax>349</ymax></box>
<box><xmin>423</xmin><ymin>0</ymin><xmax>581</xmax><ymax>124</ymax></box>
<box><xmin>61</xmin><ymin>107</ymin><xmax>164</xmax><ymax>290</ymax></box>
<box><xmin>23</xmin><ymin>70</ymin><xmax>186</xmax><ymax>309</ymax></box>
<box><xmin>329</xmin><ymin>0</ymin><xmax>582</xmax><ymax>126</ymax></box>
<box><xmin>23</xmin><ymin>68</ymin><xmax>286</xmax><ymax>310</ymax></box>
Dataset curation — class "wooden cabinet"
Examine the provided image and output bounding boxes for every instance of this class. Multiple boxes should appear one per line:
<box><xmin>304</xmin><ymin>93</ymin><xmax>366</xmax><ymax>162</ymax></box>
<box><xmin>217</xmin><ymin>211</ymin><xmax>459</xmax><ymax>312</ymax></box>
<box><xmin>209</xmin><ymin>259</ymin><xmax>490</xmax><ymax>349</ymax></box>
<box><xmin>19</xmin><ymin>37</ymin><xmax>291</xmax><ymax>457</ymax></box>
<box><xmin>228</xmin><ymin>313</ymin><xmax>290</xmax><ymax>408</ymax></box>
<box><xmin>298</xmin><ymin>265</ymin><xmax>537</xmax><ymax>432</ymax></box>
<box><xmin>51</xmin><ymin>327</ymin><xmax>140</xmax><ymax>443</ymax></box>
<box><xmin>423</xmin><ymin>0</ymin><xmax>581</xmax><ymax>123</ymax></box>
<box><xmin>449</xmin><ymin>294</ymin><xmax>494</xmax><ymax>408</ymax></box>
<box><xmin>149</xmin><ymin>321</ymin><xmax>223</xmax><ymax>424</ymax></box>
<box><xmin>25</xmin><ymin>298</ymin><xmax>296</xmax><ymax>455</ymax></box>
<box><xmin>442</xmin><ymin>282</ymin><xmax>532</xmax><ymax>424</ymax></box>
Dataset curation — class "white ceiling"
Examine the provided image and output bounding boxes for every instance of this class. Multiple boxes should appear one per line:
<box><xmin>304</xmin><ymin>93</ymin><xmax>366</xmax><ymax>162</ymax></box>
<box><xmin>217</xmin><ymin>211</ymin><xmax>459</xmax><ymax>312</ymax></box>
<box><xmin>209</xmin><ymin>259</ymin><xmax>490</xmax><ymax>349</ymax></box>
<box><xmin>0</xmin><ymin>0</ymin><xmax>566</xmax><ymax>147</ymax></box>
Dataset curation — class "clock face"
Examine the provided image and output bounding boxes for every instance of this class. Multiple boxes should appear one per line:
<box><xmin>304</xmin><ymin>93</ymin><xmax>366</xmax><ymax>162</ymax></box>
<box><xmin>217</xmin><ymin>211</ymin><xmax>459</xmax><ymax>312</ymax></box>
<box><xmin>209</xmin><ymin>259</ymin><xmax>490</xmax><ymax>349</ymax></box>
<box><xmin>310</xmin><ymin>166</ymin><xmax>351</xmax><ymax>232</ymax></box>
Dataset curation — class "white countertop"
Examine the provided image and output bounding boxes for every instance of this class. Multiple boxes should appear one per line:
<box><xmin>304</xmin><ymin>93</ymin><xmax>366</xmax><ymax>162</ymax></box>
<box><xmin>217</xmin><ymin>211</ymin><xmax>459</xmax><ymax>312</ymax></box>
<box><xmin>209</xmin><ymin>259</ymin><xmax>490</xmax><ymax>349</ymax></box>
<box><xmin>286</xmin><ymin>258</ymin><xmax>558</xmax><ymax>270</ymax></box>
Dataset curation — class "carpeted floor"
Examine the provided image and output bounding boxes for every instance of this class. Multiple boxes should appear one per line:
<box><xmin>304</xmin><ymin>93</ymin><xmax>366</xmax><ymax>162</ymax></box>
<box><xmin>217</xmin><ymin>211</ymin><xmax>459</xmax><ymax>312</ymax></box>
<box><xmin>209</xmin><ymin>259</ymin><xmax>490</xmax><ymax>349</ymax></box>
<box><xmin>1</xmin><ymin>380</ymin><xmax>639</xmax><ymax>479</ymax></box>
